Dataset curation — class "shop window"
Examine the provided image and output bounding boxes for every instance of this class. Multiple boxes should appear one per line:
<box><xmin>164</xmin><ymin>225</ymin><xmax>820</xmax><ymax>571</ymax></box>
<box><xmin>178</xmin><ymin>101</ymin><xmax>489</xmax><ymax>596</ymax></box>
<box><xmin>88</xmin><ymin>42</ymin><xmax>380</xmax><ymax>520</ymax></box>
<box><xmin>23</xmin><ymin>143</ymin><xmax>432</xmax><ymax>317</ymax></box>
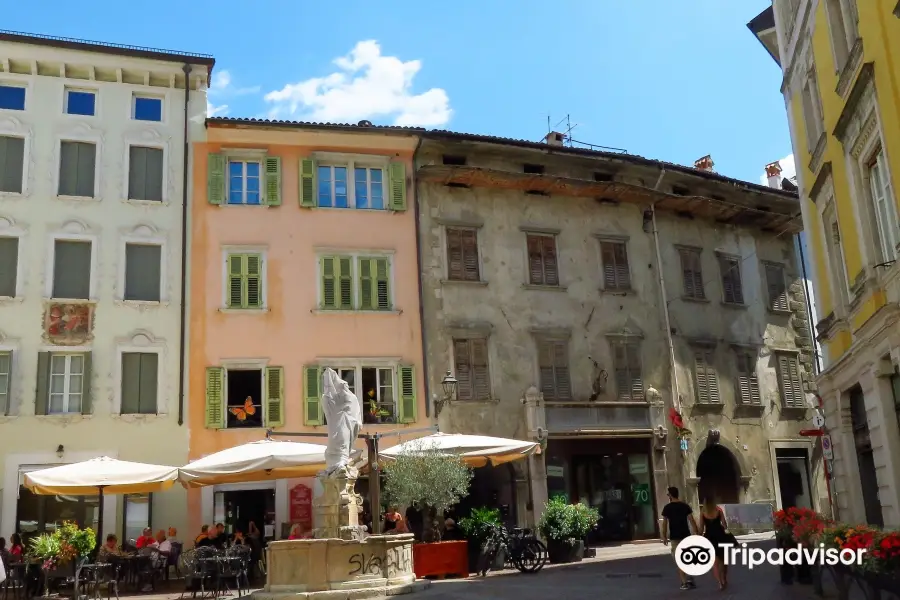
<box><xmin>16</xmin><ymin>485</ymin><xmax>99</xmax><ymax>539</ymax></box>
<box><xmin>775</xmin><ymin>448</ymin><xmax>813</xmax><ymax>510</ymax></box>
<box><xmin>123</xmin><ymin>493</ymin><xmax>152</xmax><ymax>543</ymax></box>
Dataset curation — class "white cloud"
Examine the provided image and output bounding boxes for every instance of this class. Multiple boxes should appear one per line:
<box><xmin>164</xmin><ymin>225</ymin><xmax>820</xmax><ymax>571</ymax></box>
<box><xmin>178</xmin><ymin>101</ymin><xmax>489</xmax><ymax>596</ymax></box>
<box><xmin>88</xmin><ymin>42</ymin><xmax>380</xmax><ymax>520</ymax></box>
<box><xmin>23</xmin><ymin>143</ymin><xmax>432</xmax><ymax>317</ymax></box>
<box><xmin>206</xmin><ymin>69</ymin><xmax>260</xmax><ymax>118</ymax></box>
<box><xmin>264</xmin><ymin>40</ymin><xmax>452</xmax><ymax>127</ymax></box>
<box><xmin>759</xmin><ymin>153</ymin><xmax>796</xmax><ymax>186</ymax></box>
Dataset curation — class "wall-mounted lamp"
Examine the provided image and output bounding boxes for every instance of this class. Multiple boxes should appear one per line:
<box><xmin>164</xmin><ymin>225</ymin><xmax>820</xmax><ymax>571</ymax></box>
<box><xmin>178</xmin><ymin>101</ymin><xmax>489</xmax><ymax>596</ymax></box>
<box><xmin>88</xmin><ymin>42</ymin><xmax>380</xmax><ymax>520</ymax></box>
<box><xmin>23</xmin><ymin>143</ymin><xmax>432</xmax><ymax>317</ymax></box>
<box><xmin>642</xmin><ymin>208</ymin><xmax>654</xmax><ymax>233</ymax></box>
<box><xmin>434</xmin><ymin>370</ymin><xmax>458</xmax><ymax>418</ymax></box>
<box><xmin>56</xmin><ymin>444</ymin><xmax>65</xmax><ymax>458</ymax></box>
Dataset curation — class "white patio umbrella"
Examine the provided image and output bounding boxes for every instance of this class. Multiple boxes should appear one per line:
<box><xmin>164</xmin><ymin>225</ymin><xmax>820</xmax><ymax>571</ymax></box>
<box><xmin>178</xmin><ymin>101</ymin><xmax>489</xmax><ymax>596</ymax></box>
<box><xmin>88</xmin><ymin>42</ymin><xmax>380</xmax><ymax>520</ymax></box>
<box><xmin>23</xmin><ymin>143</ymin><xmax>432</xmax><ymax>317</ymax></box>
<box><xmin>378</xmin><ymin>432</ymin><xmax>538</xmax><ymax>467</ymax></box>
<box><xmin>24</xmin><ymin>456</ymin><xmax>180</xmax><ymax>535</ymax></box>
<box><xmin>178</xmin><ymin>439</ymin><xmax>361</xmax><ymax>488</ymax></box>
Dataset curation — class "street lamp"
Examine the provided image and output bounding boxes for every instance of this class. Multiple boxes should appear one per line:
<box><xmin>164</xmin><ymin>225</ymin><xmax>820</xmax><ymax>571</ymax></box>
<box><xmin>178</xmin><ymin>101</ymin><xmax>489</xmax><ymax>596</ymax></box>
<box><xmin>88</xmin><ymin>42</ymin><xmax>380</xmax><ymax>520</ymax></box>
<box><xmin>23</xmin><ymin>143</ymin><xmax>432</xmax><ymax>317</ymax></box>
<box><xmin>435</xmin><ymin>370</ymin><xmax>458</xmax><ymax>418</ymax></box>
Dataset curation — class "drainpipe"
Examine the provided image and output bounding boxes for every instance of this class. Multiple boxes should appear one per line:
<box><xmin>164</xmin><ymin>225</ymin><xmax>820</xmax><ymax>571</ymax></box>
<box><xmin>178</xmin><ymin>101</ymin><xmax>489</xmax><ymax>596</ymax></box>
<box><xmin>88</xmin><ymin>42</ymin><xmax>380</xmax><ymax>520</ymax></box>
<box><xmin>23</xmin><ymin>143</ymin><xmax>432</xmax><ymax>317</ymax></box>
<box><xmin>177</xmin><ymin>64</ymin><xmax>192</xmax><ymax>426</ymax></box>
<box><xmin>649</xmin><ymin>169</ymin><xmax>682</xmax><ymax>413</ymax></box>
<box><xmin>412</xmin><ymin>136</ymin><xmax>432</xmax><ymax>418</ymax></box>
<box><xmin>796</xmin><ymin>234</ymin><xmax>820</xmax><ymax>375</ymax></box>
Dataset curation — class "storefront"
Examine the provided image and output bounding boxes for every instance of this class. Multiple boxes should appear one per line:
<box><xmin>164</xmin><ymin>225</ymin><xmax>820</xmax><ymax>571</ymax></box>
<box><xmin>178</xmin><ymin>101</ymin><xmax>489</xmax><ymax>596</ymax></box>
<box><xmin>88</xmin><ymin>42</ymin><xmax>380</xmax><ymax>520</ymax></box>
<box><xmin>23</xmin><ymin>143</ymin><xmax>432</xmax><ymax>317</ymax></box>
<box><xmin>543</xmin><ymin>437</ymin><xmax>657</xmax><ymax>543</ymax></box>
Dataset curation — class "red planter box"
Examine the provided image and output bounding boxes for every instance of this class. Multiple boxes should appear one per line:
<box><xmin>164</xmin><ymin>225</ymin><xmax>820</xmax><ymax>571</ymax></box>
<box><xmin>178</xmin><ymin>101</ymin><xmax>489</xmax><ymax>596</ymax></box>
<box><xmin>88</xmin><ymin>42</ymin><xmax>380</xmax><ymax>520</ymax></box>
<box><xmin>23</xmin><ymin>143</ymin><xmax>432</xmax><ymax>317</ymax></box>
<box><xmin>413</xmin><ymin>540</ymin><xmax>469</xmax><ymax>579</ymax></box>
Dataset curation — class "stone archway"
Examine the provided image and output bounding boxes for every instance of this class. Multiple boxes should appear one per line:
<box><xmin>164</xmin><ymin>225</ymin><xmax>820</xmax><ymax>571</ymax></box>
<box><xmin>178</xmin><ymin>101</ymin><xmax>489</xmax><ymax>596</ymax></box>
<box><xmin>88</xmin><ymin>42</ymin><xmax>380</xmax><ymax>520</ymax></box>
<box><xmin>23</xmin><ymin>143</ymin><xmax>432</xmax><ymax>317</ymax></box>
<box><xmin>696</xmin><ymin>444</ymin><xmax>741</xmax><ymax>504</ymax></box>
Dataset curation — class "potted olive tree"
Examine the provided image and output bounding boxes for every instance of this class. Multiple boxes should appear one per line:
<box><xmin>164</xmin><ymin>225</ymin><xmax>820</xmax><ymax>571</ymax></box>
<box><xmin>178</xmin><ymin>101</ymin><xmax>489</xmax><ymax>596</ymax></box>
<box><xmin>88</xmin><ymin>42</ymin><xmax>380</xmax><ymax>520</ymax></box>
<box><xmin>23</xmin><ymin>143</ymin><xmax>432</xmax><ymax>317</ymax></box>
<box><xmin>382</xmin><ymin>441</ymin><xmax>473</xmax><ymax>577</ymax></box>
<box><xmin>538</xmin><ymin>497</ymin><xmax>598</xmax><ymax>564</ymax></box>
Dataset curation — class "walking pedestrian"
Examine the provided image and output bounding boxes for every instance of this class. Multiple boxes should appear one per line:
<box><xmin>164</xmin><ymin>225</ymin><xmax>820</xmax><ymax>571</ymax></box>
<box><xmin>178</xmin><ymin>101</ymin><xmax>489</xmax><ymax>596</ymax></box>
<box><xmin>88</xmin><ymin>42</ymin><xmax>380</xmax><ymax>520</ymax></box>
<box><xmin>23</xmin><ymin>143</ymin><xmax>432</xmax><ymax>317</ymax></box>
<box><xmin>699</xmin><ymin>495</ymin><xmax>730</xmax><ymax>590</ymax></box>
<box><xmin>661</xmin><ymin>486</ymin><xmax>698</xmax><ymax>590</ymax></box>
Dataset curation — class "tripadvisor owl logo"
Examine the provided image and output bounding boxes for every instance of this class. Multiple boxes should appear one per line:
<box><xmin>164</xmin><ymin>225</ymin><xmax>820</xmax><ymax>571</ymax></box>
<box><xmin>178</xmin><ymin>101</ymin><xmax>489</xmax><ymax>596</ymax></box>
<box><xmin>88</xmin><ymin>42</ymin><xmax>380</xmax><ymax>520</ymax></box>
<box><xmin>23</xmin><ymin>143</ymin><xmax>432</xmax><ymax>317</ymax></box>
<box><xmin>675</xmin><ymin>535</ymin><xmax>866</xmax><ymax>576</ymax></box>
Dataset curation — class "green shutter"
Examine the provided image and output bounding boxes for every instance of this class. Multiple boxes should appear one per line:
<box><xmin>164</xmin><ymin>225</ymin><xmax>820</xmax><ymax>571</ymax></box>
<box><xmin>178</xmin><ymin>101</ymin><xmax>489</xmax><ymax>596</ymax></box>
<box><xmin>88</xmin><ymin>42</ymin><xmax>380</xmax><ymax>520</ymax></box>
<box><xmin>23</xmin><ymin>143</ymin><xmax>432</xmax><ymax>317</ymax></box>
<box><xmin>321</xmin><ymin>256</ymin><xmax>337</xmax><ymax>309</ymax></box>
<box><xmin>338</xmin><ymin>256</ymin><xmax>353</xmax><ymax>309</ymax></box>
<box><xmin>227</xmin><ymin>254</ymin><xmax>243</xmax><ymax>308</ymax></box>
<box><xmin>205</xmin><ymin>367</ymin><xmax>225</xmax><ymax>429</ymax></box>
<box><xmin>398</xmin><ymin>365</ymin><xmax>417</xmax><ymax>424</ymax></box>
<box><xmin>208</xmin><ymin>153</ymin><xmax>225</xmax><ymax>205</ymax></box>
<box><xmin>374</xmin><ymin>257</ymin><xmax>390</xmax><ymax>310</ymax></box>
<box><xmin>81</xmin><ymin>352</ymin><xmax>93</xmax><ymax>415</ymax></box>
<box><xmin>264</xmin><ymin>156</ymin><xmax>282</xmax><ymax>206</ymax></box>
<box><xmin>35</xmin><ymin>351</ymin><xmax>50</xmax><ymax>416</ymax></box>
<box><xmin>299</xmin><ymin>158</ymin><xmax>316</xmax><ymax>207</ymax></box>
<box><xmin>246</xmin><ymin>254</ymin><xmax>263</xmax><ymax>308</ymax></box>
<box><xmin>388</xmin><ymin>162</ymin><xmax>407</xmax><ymax>211</ymax></box>
<box><xmin>304</xmin><ymin>366</ymin><xmax>322</xmax><ymax>425</ymax></box>
<box><xmin>264</xmin><ymin>366</ymin><xmax>285</xmax><ymax>427</ymax></box>
<box><xmin>359</xmin><ymin>258</ymin><xmax>374</xmax><ymax>310</ymax></box>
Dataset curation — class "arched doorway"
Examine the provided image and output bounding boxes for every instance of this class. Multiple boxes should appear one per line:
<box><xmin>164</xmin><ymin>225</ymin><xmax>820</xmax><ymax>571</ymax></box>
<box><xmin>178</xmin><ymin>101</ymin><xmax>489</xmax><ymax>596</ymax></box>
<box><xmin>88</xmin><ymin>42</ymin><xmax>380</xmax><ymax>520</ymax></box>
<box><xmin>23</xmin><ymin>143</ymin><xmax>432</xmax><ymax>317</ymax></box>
<box><xmin>696</xmin><ymin>445</ymin><xmax>740</xmax><ymax>504</ymax></box>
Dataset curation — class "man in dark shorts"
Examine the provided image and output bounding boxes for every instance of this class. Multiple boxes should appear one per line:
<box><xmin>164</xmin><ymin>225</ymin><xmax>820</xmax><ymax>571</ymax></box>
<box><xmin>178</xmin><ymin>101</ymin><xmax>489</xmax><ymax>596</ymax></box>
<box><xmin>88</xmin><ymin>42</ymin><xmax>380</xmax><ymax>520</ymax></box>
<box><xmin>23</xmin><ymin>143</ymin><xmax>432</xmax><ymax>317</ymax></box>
<box><xmin>661</xmin><ymin>486</ymin><xmax>698</xmax><ymax>590</ymax></box>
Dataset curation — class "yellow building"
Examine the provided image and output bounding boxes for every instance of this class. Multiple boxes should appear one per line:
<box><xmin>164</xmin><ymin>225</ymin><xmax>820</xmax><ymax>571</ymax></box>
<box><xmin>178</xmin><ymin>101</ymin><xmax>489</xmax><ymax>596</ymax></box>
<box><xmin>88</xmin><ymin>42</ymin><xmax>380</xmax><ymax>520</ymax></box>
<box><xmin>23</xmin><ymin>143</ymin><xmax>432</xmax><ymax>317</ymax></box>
<box><xmin>751</xmin><ymin>1</ymin><xmax>900</xmax><ymax>528</ymax></box>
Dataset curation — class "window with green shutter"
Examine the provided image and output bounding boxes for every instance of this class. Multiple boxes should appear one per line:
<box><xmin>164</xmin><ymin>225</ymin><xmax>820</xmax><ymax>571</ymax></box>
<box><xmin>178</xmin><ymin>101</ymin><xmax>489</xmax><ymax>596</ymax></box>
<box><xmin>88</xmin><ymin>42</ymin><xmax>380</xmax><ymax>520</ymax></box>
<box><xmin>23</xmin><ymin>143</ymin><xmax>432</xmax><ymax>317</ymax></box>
<box><xmin>264</xmin><ymin>156</ymin><xmax>281</xmax><ymax>206</ymax></box>
<box><xmin>208</xmin><ymin>153</ymin><xmax>225</xmax><ymax>205</ymax></box>
<box><xmin>299</xmin><ymin>158</ymin><xmax>316</xmax><ymax>207</ymax></box>
<box><xmin>128</xmin><ymin>146</ymin><xmax>164</xmax><ymax>202</ymax></box>
<box><xmin>226</xmin><ymin>253</ymin><xmax>264</xmax><ymax>309</ymax></box>
<box><xmin>397</xmin><ymin>365</ymin><xmax>417</xmax><ymax>424</ymax></box>
<box><xmin>320</xmin><ymin>256</ymin><xmax>353</xmax><ymax>310</ymax></box>
<box><xmin>304</xmin><ymin>366</ymin><xmax>322</xmax><ymax>425</ymax></box>
<box><xmin>388</xmin><ymin>162</ymin><xmax>407</xmax><ymax>211</ymax></box>
<box><xmin>0</xmin><ymin>236</ymin><xmax>19</xmax><ymax>298</ymax></box>
<box><xmin>205</xmin><ymin>367</ymin><xmax>225</xmax><ymax>429</ymax></box>
<box><xmin>0</xmin><ymin>135</ymin><xmax>25</xmax><ymax>194</ymax></box>
<box><xmin>121</xmin><ymin>352</ymin><xmax>159</xmax><ymax>414</ymax></box>
<box><xmin>264</xmin><ymin>366</ymin><xmax>285</xmax><ymax>427</ymax></box>
<box><xmin>58</xmin><ymin>141</ymin><xmax>96</xmax><ymax>197</ymax></box>
<box><xmin>358</xmin><ymin>257</ymin><xmax>391</xmax><ymax>310</ymax></box>
<box><xmin>0</xmin><ymin>351</ymin><xmax>11</xmax><ymax>416</ymax></box>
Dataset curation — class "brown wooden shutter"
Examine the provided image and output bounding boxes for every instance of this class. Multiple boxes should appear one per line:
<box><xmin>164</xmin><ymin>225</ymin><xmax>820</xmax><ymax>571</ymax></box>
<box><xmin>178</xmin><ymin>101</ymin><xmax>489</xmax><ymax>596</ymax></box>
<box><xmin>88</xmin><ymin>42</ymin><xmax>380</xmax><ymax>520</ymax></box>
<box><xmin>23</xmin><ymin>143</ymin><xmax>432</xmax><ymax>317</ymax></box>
<box><xmin>453</xmin><ymin>339</ymin><xmax>472</xmax><ymax>400</ymax></box>
<box><xmin>553</xmin><ymin>341</ymin><xmax>571</xmax><ymax>399</ymax></box>
<box><xmin>601</xmin><ymin>243</ymin><xmax>617</xmax><ymax>289</ymax></box>
<box><xmin>527</xmin><ymin>235</ymin><xmax>545</xmax><ymax>285</ymax></box>
<box><xmin>471</xmin><ymin>338</ymin><xmax>491</xmax><ymax>400</ymax></box>
<box><xmin>446</xmin><ymin>229</ymin><xmax>464</xmax><ymax>281</ymax></box>
<box><xmin>614</xmin><ymin>243</ymin><xmax>630</xmax><ymax>289</ymax></box>
<box><xmin>538</xmin><ymin>340</ymin><xmax>555</xmax><ymax>399</ymax></box>
<box><xmin>461</xmin><ymin>229</ymin><xmax>480</xmax><ymax>281</ymax></box>
<box><xmin>542</xmin><ymin>236</ymin><xmax>559</xmax><ymax>286</ymax></box>
<box><xmin>627</xmin><ymin>343</ymin><xmax>644</xmax><ymax>400</ymax></box>
<box><xmin>694</xmin><ymin>350</ymin><xmax>719</xmax><ymax>404</ymax></box>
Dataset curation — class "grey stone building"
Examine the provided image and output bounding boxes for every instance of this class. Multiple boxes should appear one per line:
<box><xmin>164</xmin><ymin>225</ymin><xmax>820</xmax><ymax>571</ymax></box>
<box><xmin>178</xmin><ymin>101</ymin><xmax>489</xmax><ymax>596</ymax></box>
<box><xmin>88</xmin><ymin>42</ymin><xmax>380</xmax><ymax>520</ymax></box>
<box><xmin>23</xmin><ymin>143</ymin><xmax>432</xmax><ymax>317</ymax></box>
<box><xmin>414</xmin><ymin>131</ymin><xmax>829</xmax><ymax>540</ymax></box>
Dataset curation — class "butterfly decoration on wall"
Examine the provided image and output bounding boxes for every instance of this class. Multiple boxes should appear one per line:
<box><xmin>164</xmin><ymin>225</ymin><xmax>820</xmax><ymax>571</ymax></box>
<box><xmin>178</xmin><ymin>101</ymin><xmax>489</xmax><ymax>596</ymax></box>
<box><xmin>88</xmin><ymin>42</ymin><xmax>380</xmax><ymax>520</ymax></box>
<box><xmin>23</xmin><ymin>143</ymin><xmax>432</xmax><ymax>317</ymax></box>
<box><xmin>230</xmin><ymin>397</ymin><xmax>257</xmax><ymax>421</ymax></box>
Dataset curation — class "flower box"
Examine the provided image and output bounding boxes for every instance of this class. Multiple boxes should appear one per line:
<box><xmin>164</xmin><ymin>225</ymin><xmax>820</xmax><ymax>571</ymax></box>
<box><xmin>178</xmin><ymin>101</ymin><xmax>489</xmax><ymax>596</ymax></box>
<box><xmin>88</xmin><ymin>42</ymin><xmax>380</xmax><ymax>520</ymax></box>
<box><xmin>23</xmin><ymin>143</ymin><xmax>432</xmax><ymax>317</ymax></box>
<box><xmin>412</xmin><ymin>540</ymin><xmax>468</xmax><ymax>579</ymax></box>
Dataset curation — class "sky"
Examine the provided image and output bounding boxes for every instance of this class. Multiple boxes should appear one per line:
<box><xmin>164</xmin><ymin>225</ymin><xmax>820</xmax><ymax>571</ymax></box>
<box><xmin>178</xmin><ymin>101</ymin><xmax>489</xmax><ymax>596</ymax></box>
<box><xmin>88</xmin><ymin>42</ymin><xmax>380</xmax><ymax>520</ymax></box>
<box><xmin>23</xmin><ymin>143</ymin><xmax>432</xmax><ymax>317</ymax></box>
<box><xmin>4</xmin><ymin>0</ymin><xmax>795</xmax><ymax>185</ymax></box>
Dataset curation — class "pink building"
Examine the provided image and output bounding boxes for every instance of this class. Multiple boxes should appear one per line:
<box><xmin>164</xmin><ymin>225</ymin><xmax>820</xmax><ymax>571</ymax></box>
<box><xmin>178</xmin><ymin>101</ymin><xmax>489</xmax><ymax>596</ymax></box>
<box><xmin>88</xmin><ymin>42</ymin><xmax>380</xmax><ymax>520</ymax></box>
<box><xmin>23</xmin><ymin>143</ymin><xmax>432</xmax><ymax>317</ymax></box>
<box><xmin>187</xmin><ymin>119</ymin><xmax>425</xmax><ymax>537</ymax></box>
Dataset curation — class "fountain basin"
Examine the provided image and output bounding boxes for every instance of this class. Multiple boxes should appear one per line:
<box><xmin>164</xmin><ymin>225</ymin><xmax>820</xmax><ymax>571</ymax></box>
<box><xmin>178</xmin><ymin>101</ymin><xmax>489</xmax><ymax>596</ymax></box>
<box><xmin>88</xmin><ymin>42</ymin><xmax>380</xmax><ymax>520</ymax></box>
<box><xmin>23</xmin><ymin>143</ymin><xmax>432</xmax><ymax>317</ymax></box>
<box><xmin>252</xmin><ymin>533</ymin><xmax>428</xmax><ymax>600</ymax></box>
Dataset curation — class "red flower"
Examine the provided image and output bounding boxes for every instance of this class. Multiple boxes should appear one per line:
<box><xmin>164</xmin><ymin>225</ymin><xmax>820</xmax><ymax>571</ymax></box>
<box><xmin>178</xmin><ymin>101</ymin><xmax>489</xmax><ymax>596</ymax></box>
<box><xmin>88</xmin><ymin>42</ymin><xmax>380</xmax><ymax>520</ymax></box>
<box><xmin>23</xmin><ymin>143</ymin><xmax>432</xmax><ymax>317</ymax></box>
<box><xmin>668</xmin><ymin>408</ymin><xmax>685</xmax><ymax>429</ymax></box>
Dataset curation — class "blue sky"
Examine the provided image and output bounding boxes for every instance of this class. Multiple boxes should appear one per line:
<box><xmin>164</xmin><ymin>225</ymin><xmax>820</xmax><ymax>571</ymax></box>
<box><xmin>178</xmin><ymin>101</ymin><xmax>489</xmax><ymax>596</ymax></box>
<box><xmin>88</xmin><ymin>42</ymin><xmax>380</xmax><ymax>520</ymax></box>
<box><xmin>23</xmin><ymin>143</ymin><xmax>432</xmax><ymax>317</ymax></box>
<box><xmin>5</xmin><ymin>0</ymin><xmax>794</xmax><ymax>185</ymax></box>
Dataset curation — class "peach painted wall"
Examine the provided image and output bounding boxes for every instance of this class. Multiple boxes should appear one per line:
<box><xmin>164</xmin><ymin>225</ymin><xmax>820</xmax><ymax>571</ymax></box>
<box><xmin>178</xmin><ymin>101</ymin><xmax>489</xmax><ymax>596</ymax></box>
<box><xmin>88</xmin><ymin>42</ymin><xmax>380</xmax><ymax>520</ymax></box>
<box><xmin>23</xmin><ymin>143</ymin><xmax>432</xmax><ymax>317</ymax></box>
<box><xmin>186</xmin><ymin>124</ymin><xmax>425</xmax><ymax>532</ymax></box>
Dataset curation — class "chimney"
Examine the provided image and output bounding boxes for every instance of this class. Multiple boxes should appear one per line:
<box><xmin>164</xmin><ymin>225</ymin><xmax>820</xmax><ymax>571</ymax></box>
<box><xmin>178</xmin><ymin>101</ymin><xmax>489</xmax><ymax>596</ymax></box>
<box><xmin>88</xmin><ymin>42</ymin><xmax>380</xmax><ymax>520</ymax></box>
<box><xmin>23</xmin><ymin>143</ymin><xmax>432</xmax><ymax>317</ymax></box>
<box><xmin>694</xmin><ymin>155</ymin><xmax>714</xmax><ymax>172</ymax></box>
<box><xmin>544</xmin><ymin>131</ymin><xmax>565</xmax><ymax>147</ymax></box>
<box><xmin>765</xmin><ymin>161</ymin><xmax>782</xmax><ymax>188</ymax></box>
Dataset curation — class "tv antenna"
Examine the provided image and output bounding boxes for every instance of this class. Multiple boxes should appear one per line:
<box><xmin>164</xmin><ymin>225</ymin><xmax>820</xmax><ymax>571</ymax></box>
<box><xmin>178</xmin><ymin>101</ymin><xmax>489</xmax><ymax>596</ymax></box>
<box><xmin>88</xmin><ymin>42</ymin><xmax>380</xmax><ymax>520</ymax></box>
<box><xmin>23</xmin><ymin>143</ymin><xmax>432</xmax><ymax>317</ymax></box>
<box><xmin>545</xmin><ymin>114</ymin><xmax>578</xmax><ymax>147</ymax></box>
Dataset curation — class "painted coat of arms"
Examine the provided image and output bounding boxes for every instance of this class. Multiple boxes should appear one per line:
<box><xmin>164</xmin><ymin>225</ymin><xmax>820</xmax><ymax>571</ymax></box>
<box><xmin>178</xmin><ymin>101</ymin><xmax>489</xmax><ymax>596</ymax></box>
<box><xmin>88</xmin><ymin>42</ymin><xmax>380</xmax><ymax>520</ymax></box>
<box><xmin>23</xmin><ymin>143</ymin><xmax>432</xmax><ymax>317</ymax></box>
<box><xmin>44</xmin><ymin>302</ymin><xmax>94</xmax><ymax>345</ymax></box>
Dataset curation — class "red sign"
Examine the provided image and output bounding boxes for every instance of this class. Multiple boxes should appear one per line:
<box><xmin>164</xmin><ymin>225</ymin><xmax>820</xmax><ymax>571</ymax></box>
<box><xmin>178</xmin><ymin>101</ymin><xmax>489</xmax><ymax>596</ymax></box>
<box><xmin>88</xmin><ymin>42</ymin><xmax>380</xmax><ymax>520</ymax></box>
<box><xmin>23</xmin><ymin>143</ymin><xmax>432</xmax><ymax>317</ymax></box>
<box><xmin>289</xmin><ymin>484</ymin><xmax>312</xmax><ymax>528</ymax></box>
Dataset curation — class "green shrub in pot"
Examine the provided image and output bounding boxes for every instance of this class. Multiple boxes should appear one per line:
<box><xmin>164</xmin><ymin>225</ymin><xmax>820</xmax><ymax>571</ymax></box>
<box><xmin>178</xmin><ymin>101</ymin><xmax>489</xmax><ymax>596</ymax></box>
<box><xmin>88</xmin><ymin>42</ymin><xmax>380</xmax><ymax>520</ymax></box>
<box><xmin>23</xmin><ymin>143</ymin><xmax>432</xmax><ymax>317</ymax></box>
<box><xmin>459</xmin><ymin>507</ymin><xmax>502</xmax><ymax>547</ymax></box>
<box><xmin>569</xmin><ymin>502</ymin><xmax>599</xmax><ymax>539</ymax></box>
<box><xmin>538</xmin><ymin>497</ymin><xmax>575</xmax><ymax>541</ymax></box>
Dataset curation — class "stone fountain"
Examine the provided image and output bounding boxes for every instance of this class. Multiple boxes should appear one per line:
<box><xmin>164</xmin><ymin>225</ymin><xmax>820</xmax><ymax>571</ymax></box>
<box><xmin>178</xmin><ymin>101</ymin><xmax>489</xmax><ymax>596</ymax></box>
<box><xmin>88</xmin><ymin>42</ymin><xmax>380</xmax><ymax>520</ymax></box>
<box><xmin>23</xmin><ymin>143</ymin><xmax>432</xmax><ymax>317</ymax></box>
<box><xmin>251</xmin><ymin>368</ymin><xmax>425</xmax><ymax>600</ymax></box>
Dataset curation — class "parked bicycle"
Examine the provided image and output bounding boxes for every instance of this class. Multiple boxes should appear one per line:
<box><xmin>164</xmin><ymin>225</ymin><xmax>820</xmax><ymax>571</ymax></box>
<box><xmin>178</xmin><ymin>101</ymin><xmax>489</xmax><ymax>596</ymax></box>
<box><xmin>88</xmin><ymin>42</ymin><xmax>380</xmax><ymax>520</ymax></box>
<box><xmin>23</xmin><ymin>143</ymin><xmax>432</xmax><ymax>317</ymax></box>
<box><xmin>476</xmin><ymin>525</ymin><xmax>547</xmax><ymax>576</ymax></box>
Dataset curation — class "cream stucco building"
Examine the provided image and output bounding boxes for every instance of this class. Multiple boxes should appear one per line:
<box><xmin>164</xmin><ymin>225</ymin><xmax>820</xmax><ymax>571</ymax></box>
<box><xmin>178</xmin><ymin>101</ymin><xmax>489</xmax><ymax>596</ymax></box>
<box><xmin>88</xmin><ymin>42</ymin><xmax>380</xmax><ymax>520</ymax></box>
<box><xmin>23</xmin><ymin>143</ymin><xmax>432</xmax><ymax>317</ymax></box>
<box><xmin>0</xmin><ymin>32</ymin><xmax>212</xmax><ymax>540</ymax></box>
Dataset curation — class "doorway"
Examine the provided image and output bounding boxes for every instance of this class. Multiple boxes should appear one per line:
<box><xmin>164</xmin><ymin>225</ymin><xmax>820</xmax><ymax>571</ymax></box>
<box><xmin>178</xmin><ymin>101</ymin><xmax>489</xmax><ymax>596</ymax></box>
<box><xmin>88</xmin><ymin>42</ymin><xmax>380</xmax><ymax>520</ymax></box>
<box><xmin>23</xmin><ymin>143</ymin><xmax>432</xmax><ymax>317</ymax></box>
<box><xmin>775</xmin><ymin>448</ymin><xmax>813</xmax><ymax>510</ymax></box>
<box><xmin>849</xmin><ymin>386</ymin><xmax>883</xmax><ymax>527</ymax></box>
<box><xmin>214</xmin><ymin>488</ymin><xmax>275</xmax><ymax>537</ymax></box>
<box><xmin>696</xmin><ymin>444</ymin><xmax>740</xmax><ymax>504</ymax></box>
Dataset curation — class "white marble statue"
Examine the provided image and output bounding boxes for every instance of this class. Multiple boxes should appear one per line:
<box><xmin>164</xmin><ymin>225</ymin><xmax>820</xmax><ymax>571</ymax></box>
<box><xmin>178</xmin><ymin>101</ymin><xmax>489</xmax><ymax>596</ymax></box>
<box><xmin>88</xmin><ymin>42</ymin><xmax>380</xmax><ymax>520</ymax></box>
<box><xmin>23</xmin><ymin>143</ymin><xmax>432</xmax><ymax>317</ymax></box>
<box><xmin>321</xmin><ymin>368</ymin><xmax>362</xmax><ymax>475</ymax></box>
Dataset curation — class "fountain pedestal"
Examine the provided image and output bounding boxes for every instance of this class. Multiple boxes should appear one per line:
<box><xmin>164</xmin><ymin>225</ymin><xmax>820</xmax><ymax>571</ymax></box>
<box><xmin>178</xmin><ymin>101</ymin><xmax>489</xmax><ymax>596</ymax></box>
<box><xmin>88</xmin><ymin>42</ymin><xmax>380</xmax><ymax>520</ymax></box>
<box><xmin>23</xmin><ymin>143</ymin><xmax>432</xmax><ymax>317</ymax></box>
<box><xmin>251</xmin><ymin>469</ymin><xmax>426</xmax><ymax>600</ymax></box>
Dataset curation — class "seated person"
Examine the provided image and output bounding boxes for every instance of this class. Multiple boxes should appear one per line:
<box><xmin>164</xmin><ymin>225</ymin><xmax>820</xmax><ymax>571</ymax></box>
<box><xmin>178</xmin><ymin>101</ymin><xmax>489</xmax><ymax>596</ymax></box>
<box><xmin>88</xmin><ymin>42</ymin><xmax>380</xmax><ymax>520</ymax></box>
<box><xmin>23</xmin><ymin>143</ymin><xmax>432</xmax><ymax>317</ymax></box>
<box><xmin>155</xmin><ymin>530</ymin><xmax>171</xmax><ymax>555</ymax></box>
<box><xmin>196</xmin><ymin>525</ymin><xmax>218</xmax><ymax>548</ymax></box>
<box><xmin>97</xmin><ymin>534</ymin><xmax>123</xmax><ymax>561</ymax></box>
<box><xmin>135</xmin><ymin>528</ymin><xmax>155</xmax><ymax>549</ymax></box>
<box><xmin>167</xmin><ymin>527</ymin><xmax>179</xmax><ymax>543</ymax></box>
<box><xmin>194</xmin><ymin>525</ymin><xmax>209</xmax><ymax>546</ymax></box>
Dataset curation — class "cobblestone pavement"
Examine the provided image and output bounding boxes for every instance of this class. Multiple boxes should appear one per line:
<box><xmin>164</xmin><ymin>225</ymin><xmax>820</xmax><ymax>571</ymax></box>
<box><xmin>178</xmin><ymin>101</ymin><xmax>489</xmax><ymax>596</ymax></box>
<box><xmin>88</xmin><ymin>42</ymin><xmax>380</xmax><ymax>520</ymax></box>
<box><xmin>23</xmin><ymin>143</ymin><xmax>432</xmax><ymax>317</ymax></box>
<box><xmin>418</xmin><ymin>541</ymin><xmax>820</xmax><ymax>600</ymax></box>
